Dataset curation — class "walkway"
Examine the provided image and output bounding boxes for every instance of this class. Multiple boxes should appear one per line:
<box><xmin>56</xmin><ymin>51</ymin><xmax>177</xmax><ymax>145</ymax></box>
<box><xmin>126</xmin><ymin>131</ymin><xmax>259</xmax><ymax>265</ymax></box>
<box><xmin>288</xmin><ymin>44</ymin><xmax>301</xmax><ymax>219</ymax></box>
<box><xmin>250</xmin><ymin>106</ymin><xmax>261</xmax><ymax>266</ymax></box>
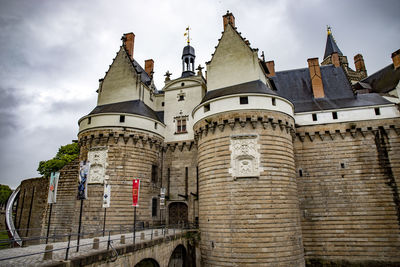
<box><xmin>0</xmin><ymin>227</ymin><xmax>182</xmax><ymax>266</ymax></box>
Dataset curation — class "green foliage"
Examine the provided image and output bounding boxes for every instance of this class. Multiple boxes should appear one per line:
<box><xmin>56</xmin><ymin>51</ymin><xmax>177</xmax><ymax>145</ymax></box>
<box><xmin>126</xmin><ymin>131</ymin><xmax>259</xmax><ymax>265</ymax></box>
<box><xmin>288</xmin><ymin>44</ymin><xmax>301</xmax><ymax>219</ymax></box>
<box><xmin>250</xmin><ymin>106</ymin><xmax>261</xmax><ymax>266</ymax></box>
<box><xmin>37</xmin><ymin>143</ymin><xmax>80</xmax><ymax>177</ymax></box>
<box><xmin>0</xmin><ymin>184</ymin><xmax>12</xmax><ymax>204</ymax></box>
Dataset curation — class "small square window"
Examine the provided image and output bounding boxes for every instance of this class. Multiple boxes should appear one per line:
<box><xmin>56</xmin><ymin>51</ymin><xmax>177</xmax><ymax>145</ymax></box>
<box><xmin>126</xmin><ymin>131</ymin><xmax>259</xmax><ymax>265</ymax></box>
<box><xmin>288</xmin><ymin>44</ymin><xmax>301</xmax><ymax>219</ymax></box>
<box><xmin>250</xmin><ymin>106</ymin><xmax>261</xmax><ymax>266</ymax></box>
<box><xmin>120</xmin><ymin>115</ymin><xmax>125</xmax><ymax>123</ymax></box>
<box><xmin>154</xmin><ymin>122</ymin><xmax>158</xmax><ymax>129</ymax></box>
<box><xmin>204</xmin><ymin>104</ymin><xmax>210</xmax><ymax>112</ymax></box>
<box><xmin>88</xmin><ymin>117</ymin><xmax>91</xmax><ymax>124</ymax></box>
<box><xmin>162</xmin><ymin>102</ymin><xmax>165</xmax><ymax>107</ymax></box>
<box><xmin>312</xmin><ymin>114</ymin><xmax>317</xmax><ymax>121</ymax></box>
<box><xmin>332</xmin><ymin>112</ymin><xmax>338</xmax><ymax>119</ymax></box>
<box><xmin>272</xmin><ymin>98</ymin><xmax>276</xmax><ymax>106</ymax></box>
<box><xmin>179</xmin><ymin>95</ymin><xmax>185</xmax><ymax>101</ymax></box>
<box><xmin>374</xmin><ymin>107</ymin><xmax>380</xmax><ymax>115</ymax></box>
<box><xmin>340</xmin><ymin>162</ymin><xmax>345</xmax><ymax>169</ymax></box>
<box><xmin>240</xmin><ymin>97</ymin><xmax>248</xmax><ymax>105</ymax></box>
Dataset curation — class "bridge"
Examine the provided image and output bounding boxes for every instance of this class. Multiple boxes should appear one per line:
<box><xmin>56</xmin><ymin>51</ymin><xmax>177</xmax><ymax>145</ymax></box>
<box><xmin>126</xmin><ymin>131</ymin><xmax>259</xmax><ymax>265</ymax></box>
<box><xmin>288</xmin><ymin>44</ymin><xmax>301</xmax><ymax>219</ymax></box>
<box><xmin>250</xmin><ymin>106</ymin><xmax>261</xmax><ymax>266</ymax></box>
<box><xmin>0</xmin><ymin>226</ymin><xmax>198</xmax><ymax>266</ymax></box>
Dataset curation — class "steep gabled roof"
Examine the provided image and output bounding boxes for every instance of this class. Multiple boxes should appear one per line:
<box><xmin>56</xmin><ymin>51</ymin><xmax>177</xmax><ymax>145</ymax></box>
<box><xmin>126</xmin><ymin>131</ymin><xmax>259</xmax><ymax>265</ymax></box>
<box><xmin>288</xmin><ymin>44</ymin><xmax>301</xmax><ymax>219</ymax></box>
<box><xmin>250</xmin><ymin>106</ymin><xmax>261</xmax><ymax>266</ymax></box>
<box><xmin>324</xmin><ymin>30</ymin><xmax>343</xmax><ymax>59</ymax></box>
<box><xmin>272</xmin><ymin>65</ymin><xmax>391</xmax><ymax>112</ymax></box>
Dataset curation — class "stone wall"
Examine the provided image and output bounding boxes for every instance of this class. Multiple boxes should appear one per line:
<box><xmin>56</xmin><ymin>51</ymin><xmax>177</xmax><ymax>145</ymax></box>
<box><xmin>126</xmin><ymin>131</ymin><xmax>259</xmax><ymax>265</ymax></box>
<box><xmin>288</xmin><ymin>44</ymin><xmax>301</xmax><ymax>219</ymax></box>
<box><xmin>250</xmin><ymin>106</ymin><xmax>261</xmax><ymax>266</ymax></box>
<box><xmin>195</xmin><ymin>111</ymin><xmax>305</xmax><ymax>266</ymax></box>
<box><xmin>14</xmin><ymin>177</ymin><xmax>48</xmax><ymax>244</ymax></box>
<box><xmin>78</xmin><ymin>128</ymin><xmax>164</xmax><ymax>232</ymax></box>
<box><xmin>295</xmin><ymin>118</ymin><xmax>400</xmax><ymax>264</ymax></box>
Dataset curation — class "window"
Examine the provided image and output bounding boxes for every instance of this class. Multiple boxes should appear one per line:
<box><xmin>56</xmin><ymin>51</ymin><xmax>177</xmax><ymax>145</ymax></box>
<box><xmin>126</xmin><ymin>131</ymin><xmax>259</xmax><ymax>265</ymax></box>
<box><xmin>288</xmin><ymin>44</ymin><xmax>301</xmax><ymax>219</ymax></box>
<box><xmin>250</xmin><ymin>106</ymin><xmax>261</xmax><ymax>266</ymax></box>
<box><xmin>375</xmin><ymin>107</ymin><xmax>380</xmax><ymax>115</ymax></box>
<box><xmin>88</xmin><ymin>117</ymin><xmax>91</xmax><ymax>124</ymax></box>
<box><xmin>120</xmin><ymin>115</ymin><xmax>125</xmax><ymax>123</ymax></box>
<box><xmin>176</xmin><ymin>118</ymin><xmax>187</xmax><ymax>133</ymax></box>
<box><xmin>340</xmin><ymin>162</ymin><xmax>345</xmax><ymax>169</ymax></box>
<box><xmin>154</xmin><ymin>122</ymin><xmax>158</xmax><ymax>129</ymax></box>
<box><xmin>312</xmin><ymin>114</ymin><xmax>317</xmax><ymax>121</ymax></box>
<box><xmin>152</xmin><ymin>198</ymin><xmax>157</xmax><ymax>217</ymax></box>
<box><xmin>332</xmin><ymin>112</ymin><xmax>338</xmax><ymax>120</ymax></box>
<box><xmin>204</xmin><ymin>104</ymin><xmax>210</xmax><ymax>112</ymax></box>
<box><xmin>272</xmin><ymin>98</ymin><xmax>276</xmax><ymax>106</ymax></box>
<box><xmin>299</xmin><ymin>169</ymin><xmax>303</xmax><ymax>177</ymax></box>
<box><xmin>162</xmin><ymin>102</ymin><xmax>165</xmax><ymax>107</ymax></box>
<box><xmin>179</xmin><ymin>95</ymin><xmax>185</xmax><ymax>101</ymax></box>
<box><xmin>240</xmin><ymin>96</ymin><xmax>248</xmax><ymax>104</ymax></box>
<box><xmin>181</xmin><ymin>82</ymin><xmax>185</xmax><ymax>87</ymax></box>
<box><xmin>151</xmin><ymin>165</ymin><xmax>158</xmax><ymax>183</ymax></box>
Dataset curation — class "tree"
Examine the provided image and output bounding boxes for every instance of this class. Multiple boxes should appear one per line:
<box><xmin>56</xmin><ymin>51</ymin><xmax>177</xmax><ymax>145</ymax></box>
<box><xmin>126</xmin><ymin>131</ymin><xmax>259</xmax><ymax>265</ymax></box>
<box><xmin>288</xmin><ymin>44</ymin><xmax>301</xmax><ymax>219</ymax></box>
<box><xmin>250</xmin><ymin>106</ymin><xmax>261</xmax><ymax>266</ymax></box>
<box><xmin>0</xmin><ymin>184</ymin><xmax>12</xmax><ymax>205</ymax></box>
<box><xmin>37</xmin><ymin>142</ymin><xmax>80</xmax><ymax>177</ymax></box>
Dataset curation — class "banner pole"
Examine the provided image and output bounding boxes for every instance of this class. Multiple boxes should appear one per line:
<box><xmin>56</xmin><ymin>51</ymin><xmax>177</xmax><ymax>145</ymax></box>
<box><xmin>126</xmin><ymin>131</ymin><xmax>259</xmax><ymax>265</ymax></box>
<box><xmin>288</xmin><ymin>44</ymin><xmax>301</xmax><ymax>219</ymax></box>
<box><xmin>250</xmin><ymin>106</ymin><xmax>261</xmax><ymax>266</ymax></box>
<box><xmin>45</xmin><ymin>203</ymin><xmax>53</xmax><ymax>244</ymax></box>
<box><xmin>76</xmin><ymin>199</ymin><xmax>83</xmax><ymax>252</ymax></box>
<box><xmin>103</xmin><ymin>208</ymin><xmax>107</xmax><ymax>237</ymax></box>
<box><xmin>133</xmin><ymin>206</ymin><xmax>136</xmax><ymax>245</ymax></box>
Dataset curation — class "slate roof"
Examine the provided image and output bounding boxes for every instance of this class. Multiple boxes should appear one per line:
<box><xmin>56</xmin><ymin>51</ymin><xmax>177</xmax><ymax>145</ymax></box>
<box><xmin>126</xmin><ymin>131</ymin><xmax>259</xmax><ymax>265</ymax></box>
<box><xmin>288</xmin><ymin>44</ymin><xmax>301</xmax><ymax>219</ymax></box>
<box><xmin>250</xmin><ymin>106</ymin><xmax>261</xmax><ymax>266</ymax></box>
<box><xmin>272</xmin><ymin>65</ymin><xmax>391</xmax><ymax>113</ymax></box>
<box><xmin>200</xmin><ymin>80</ymin><xmax>277</xmax><ymax>104</ymax></box>
<box><xmin>89</xmin><ymin>100</ymin><xmax>164</xmax><ymax>123</ymax></box>
<box><xmin>355</xmin><ymin>63</ymin><xmax>400</xmax><ymax>94</ymax></box>
<box><xmin>324</xmin><ymin>33</ymin><xmax>343</xmax><ymax>59</ymax></box>
<box><xmin>131</xmin><ymin>58</ymin><xmax>152</xmax><ymax>86</ymax></box>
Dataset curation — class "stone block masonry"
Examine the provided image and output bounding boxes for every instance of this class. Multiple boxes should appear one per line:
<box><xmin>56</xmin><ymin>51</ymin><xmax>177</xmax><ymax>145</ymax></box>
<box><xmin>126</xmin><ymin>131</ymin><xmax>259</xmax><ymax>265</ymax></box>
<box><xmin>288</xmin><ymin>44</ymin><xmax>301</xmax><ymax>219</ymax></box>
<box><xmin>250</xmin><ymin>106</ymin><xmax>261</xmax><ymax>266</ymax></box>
<box><xmin>295</xmin><ymin>118</ymin><xmax>400</xmax><ymax>264</ymax></box>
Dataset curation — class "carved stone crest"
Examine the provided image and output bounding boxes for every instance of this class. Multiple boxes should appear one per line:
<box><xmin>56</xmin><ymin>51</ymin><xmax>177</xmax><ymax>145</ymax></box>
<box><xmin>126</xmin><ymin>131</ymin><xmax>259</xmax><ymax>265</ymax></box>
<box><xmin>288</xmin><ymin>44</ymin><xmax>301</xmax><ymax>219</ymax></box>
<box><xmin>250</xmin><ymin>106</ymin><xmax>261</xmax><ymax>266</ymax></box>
<box><xmin>229</xmin><ymin>134</ymin><xmax>262</xmax><ymax>179</ymax></box>
<box><xmin>87</xmin><ymin>147</ymin><xmax>108</xmax><ymax>184</ymax></box>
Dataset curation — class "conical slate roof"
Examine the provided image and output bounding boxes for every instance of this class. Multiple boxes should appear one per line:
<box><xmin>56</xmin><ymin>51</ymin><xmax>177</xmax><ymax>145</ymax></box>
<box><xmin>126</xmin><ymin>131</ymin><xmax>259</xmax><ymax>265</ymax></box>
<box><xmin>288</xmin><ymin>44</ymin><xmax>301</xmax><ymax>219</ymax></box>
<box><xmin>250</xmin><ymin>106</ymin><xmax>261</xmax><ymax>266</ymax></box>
<box><xmin>323</xmin><ymin>30</ymin><xmax>343</xmax><ymax>59</ymax></box>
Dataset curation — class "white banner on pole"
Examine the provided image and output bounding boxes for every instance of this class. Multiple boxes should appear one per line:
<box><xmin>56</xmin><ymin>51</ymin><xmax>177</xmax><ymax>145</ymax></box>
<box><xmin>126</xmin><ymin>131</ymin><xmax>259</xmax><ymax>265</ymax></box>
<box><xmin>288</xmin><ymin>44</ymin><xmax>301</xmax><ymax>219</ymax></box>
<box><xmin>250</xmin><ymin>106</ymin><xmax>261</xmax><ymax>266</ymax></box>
<box><xmin>103</xmin><ymin>182</ymin><xmax>111</xmax><ymax>208</ymax></box>
<box><xmin>47</xmin><ymin>172</ymin><xmax>60</xmax><ymax>204</ymax></box>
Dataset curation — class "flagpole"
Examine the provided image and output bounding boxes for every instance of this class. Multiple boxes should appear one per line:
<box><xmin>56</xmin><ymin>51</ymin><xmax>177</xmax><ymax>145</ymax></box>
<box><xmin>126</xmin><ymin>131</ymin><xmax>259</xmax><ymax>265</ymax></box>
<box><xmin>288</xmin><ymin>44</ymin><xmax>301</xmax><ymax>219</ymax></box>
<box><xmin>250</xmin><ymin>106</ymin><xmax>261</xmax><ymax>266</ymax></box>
<box><xmin>133</xmin><ymin>206</ymin><xmax>136</xmax><ymax>245</ymax></box>
<box><xmin>76</xmin><ymin>199</ymin><xmax>83</xmax><ymax>252</ymax></box>
<box><xmin>45</xmin><ymin>203</ymin><xmax>53</xmax><ymax>244</ymax></box>
<box><xmin>103</xmin><ymin>208</ymin><xmax>106</xmax><ymax>237</ymax></box>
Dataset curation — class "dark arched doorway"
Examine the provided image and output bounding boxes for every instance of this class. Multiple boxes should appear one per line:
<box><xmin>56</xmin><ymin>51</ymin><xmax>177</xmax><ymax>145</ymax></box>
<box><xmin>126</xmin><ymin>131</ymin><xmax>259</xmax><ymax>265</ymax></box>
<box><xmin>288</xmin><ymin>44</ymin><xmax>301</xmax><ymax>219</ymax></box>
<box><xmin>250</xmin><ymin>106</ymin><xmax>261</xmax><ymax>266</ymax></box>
<box><xmin>168</xmin><ymin>202</ymin><xmax>188</xmax><ymax>225</ymax></box>
<box><xmin>168</xmin><ymin>245</ymin><xmax>187</xmax><ymax>267</ymax></box>
<box><xmin>135</xmin><ymin>258</ymin><xmax>160</xmax><ymax>267</ymax></box>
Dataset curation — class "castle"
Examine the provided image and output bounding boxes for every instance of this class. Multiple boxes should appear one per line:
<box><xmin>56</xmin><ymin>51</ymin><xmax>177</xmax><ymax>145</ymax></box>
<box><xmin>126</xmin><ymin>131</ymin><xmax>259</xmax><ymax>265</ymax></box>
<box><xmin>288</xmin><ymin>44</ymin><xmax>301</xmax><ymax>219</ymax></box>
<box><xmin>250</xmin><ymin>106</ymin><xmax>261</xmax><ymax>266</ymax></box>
<box><xmin>9</xmin><ymin>12</ymin><xmax>400</xmax><ymax>266</ymax></box>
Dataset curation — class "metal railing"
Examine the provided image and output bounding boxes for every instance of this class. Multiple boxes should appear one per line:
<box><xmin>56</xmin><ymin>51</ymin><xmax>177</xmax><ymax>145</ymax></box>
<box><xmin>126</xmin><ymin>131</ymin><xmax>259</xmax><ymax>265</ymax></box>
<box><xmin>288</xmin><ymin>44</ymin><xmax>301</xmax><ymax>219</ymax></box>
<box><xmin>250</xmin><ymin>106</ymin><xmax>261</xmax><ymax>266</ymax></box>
<box><xmin>0</xmin><ymin>222</ymin><xmax>197</xmax><ymax>263</ymax></box>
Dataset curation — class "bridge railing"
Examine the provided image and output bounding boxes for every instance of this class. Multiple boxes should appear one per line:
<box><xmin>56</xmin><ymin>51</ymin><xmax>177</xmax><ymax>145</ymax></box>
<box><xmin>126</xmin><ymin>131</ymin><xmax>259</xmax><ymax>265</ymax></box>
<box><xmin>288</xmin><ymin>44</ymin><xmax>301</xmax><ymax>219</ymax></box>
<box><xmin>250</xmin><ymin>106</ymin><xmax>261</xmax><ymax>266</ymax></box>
<box><xmin>0</xmin><ymin>222</ymin><xmax>198</xmax><ymax>263</ymax></box>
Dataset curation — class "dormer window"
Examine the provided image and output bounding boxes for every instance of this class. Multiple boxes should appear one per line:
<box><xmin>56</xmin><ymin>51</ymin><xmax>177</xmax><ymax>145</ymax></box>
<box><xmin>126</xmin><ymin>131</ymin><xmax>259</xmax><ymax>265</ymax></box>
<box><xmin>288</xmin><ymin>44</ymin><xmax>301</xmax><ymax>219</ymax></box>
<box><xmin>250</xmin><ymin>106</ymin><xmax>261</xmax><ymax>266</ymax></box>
<box><xmin>177</xmin><ymin>90</ymin><xmax>186</xmax><ymax>101</ymax></box>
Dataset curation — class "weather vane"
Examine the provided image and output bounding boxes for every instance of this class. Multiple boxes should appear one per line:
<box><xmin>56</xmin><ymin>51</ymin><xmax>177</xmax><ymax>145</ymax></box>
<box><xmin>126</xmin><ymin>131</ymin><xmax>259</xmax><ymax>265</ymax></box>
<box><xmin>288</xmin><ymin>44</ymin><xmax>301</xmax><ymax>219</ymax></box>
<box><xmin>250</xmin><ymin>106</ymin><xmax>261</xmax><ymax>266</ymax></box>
<box><xmin>184</xmin><ymin>26</ymin><xmax>191</xmax><ymax>45</ymax></box>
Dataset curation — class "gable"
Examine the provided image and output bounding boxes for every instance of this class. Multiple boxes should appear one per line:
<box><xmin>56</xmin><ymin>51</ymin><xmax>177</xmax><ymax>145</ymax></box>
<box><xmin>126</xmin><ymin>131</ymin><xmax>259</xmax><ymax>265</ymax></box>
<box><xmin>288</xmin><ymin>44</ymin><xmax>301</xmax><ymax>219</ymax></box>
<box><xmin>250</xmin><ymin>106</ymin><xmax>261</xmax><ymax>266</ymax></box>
<box><xmin>206</xmin><ymin>24</ymin><xmax>266</xmax><ymax>91</ymax></box>
<box><xmin>97</xmin><ymin>47</ymin><xmax>141</xmax><ymax>106</ymax></box>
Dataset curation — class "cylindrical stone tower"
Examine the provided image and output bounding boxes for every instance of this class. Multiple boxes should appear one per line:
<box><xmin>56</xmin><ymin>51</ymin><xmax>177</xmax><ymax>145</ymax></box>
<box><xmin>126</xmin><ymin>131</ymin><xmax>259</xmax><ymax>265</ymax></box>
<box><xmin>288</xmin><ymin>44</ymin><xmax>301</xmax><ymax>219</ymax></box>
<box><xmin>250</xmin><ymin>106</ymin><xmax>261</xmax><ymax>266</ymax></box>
<box><xmin>193</xmin><ymin>87</ymin><xmax>305</xmax><ymax>265</ymax></box>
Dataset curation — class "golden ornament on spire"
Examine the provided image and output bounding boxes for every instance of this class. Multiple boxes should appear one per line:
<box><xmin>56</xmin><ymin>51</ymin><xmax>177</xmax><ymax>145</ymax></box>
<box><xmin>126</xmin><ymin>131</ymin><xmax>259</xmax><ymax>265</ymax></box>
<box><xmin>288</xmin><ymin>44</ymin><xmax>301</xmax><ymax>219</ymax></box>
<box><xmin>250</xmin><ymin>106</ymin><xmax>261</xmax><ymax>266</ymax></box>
<box><xmin>327</xmin><ymin>25</ymin><xmax>332</xmax><ymax>35</ymax></box>
<box><xmin>184</xmin><ymin>26</ymin><xmax>191</xmax><ymax>44</ymax></box>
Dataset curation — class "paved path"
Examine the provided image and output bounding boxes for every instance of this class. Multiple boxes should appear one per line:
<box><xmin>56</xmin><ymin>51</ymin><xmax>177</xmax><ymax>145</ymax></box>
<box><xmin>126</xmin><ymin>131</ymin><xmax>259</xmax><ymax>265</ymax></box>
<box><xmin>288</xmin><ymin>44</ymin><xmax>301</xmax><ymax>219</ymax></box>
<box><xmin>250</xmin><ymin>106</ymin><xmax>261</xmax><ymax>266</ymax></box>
<box><xmin>0</xmin><ymin>228</ymin><xmax>182</xmax><ymax>266</ymax></box>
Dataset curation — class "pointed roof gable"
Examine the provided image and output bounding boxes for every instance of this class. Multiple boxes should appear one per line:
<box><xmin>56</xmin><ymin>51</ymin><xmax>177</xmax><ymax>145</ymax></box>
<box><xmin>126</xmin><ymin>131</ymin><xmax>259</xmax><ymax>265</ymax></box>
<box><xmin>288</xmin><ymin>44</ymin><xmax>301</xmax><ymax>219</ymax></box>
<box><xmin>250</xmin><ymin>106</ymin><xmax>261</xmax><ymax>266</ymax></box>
<box><xmin>323</xmin><ymin>27</ymin><xmax>343</xmax><ymax>59</ymax></box>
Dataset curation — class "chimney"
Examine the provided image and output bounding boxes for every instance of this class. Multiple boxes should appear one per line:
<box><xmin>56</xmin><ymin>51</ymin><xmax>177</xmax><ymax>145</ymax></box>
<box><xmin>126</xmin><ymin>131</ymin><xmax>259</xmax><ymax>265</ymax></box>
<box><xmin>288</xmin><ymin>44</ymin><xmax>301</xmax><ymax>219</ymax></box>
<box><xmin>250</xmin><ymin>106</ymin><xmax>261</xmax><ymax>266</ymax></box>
<box><xmin>145</xmin><ymin>59</ymin><xmax>154</xmax><ymax>78</ymax></box>
<box><xmin>223</xmin><ymin>11</ymin><xmax>235</xmax><ymax>30</ymax></box>
<box><xmin>122</xmin><ymin>33</ymin><xmax>135</xmax><ymax>60</ymax></box>
<box><xmin>392</xmin><ymin>49</ymin><xmax>400</xmax><ymax>70</ymax></box>
<box><xmin>354</xmin><ymin>54</ymin><xmax>366</xmax><ymax>72</ymax></box>
<box><xmin>308</xmin><ymin>58</ymin><xmax>325</xmax><ymax>98</ymax></box>
<box><xmin>266</xmin><ymin>61</ymin><xmax>275</xmax><ymax>77</ymax></box>
<box><xmin>331</xmin><ymin>52</ymin><xmax>340</xmax><ymax>67</ymax></box>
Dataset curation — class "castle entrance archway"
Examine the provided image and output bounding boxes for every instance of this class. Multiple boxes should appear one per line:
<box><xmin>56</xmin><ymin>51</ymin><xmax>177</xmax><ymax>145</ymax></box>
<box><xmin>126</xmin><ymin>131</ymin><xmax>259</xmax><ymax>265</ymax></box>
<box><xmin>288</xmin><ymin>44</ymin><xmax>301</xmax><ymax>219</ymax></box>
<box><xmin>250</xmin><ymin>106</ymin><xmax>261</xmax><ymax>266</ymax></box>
<box><xmin>168</xmin><ymin>202</ymin><xmax>188</xmax><ymax>225</ymax></box>
<box><xmin>135</xmin><ymin>258</ymin><xmax>160</xmax><ymax>267</ymax></box>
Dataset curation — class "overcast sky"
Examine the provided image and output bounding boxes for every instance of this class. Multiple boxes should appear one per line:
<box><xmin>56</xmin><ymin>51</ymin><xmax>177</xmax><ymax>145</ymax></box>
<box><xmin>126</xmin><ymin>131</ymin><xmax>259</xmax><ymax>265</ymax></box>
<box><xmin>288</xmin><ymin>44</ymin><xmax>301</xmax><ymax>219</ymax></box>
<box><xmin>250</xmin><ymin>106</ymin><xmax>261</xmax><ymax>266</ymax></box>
<box><xmin>0</xmin><ymin>0</ymin><xmax>399</xmax><ymax>189</ymax></box>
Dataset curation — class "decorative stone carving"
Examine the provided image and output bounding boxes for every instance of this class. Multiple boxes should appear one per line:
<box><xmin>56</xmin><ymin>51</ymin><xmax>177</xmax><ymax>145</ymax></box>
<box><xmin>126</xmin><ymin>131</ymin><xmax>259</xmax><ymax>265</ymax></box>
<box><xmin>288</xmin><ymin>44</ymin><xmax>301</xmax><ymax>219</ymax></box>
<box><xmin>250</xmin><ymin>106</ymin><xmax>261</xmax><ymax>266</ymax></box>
<box><xmin>87</xmin><ymin>147</ymin><xmax>108</xmax><ymax>184</ymax></box>
<box><xmin>229</xmin><ymin>134</ymin><xmax>262</xmax><ymax>179</ymax></box>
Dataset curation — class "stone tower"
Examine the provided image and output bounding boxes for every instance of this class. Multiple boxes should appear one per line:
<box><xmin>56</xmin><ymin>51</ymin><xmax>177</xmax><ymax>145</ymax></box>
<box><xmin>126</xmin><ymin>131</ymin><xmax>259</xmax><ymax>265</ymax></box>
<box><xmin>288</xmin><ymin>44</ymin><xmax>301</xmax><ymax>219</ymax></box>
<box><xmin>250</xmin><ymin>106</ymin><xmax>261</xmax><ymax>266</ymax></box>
<box><xmin>193</xmin><ymin>12</ymin><xmax>305</xmax><ymax>266</ymax></box>
<box><xmin>77</xmin><ymin>33</ymin><xmax>165</xmax><ymax>231</ymax></box>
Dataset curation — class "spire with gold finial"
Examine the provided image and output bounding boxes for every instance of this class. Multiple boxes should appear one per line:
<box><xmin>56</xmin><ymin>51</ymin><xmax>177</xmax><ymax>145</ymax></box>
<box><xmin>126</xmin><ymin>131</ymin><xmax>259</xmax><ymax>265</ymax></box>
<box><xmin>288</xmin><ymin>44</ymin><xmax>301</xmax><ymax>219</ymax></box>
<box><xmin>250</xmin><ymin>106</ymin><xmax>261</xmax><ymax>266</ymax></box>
<box><xmin>184</xmin><ymin>26</ymin><xmax>191</xmax><ymax>45</ymax></box>
<box><xmin>327</xmin><ymin>25</ymin><xmax>332</xmax><ymax>35</ymax></box>
<box><xmin>323</xmin><ymin>25</ymin><xmax>343</xmax><ymax>59</ymax></box>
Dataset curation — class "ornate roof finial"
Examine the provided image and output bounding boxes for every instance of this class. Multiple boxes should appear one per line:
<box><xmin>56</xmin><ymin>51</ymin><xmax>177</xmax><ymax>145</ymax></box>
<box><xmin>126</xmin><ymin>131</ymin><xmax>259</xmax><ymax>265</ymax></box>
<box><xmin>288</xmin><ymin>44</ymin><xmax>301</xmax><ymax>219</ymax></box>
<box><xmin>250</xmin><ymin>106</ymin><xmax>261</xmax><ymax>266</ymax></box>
<box><xmin>164</xmin><ymin>70</ymin><xmax>172</xmax><ymax>81</ymax></box>
<box><xmin>184</xmin><ymin>26</ymin><xmax>191</xmax><ymax>45</ymax></box>
<box><xmin>327</xmin><ymin>25</ymin><xmax>332</xmax><ymax>35</ymax></box>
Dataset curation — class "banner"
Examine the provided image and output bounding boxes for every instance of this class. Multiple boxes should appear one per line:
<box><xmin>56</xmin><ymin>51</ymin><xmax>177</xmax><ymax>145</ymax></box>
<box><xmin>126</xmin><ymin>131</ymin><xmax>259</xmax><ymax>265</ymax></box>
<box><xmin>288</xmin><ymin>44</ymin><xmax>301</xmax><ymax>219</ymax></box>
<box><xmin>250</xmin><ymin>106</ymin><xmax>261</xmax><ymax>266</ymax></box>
<box><xmin>47</xmin><ymin>172</ymin><xmax>60</xmax><ymax>204</ymax></box>
<box><xmin>160</xmin><ymin>187</ymin><xmax>166</xmax><ymax>209</ymax></box>
<box><xmin>132</xmin><ymin>179</ymin><xmax>140</xmax><ymax>207</ymax></box>
<box><xmin>77</xmin><ymin>161</ymin><xmax>90</xmax><ymax>200</ymax></box>
<box><xmin>103</xmin><ymin>182</ymin><xmax>111</xmax><ymax>208</ymax></box>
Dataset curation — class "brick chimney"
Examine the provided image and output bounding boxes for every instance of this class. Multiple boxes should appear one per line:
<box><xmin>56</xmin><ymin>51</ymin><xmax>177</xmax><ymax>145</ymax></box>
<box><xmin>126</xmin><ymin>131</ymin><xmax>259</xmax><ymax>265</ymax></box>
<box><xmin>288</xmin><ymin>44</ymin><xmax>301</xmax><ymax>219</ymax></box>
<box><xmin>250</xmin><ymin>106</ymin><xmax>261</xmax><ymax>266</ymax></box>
<box><xmin>331</xmin><ymin>52</ymin><xmax>340</xmax><ymax>67</ymax></box>
<box><xmin>392</xmin><ymin>49</ymin><xmax>400</xmax><ymax>70</ymax></box>
<box><xmin>122</xmin><ymin>33</ymin><xmax>135</xmax><ymax>61</ymax></box>
<box><xmin>266</xmin><ymin>61</ymin><xmax>275</xmax><ymax>77</ymax></box>
<box><xmin>223</xmin><ymin>11</ymin><xmax>235</xmax><ymax>30</ymax></box>
<box><xmin>354</xmin><ymin>54</ymin><xmax>366</xmax><ymax>72</ymax></box>
<box><xmin>308</xmin><ymin>58</ymin><xmax>325</xmax><ymax>98</ymax></box>
<box><xmin>145</xmin><ymin>59</ymin><xmax>154</xmax><ymax>78</ymax></box>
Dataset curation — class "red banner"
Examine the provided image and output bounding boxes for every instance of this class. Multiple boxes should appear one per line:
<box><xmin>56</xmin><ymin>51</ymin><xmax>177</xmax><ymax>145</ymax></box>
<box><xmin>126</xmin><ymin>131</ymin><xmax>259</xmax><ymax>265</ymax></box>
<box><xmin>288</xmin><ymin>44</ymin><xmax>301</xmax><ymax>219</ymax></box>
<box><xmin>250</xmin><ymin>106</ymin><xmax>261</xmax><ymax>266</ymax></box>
<box><xmin>132</xmin><ymin>179</ymin><xmax>140</xmax><ymax>207</ymax></box>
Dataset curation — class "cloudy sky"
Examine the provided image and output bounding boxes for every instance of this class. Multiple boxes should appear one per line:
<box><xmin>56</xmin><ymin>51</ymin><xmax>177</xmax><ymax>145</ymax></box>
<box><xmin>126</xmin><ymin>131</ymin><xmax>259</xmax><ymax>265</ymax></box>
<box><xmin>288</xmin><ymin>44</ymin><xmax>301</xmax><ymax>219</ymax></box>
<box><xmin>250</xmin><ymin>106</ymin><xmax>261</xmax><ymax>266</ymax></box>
<box><xmin>0</xmin><ymin>0</ymin><xmax>399</xmax><ymax>189</ymax></box>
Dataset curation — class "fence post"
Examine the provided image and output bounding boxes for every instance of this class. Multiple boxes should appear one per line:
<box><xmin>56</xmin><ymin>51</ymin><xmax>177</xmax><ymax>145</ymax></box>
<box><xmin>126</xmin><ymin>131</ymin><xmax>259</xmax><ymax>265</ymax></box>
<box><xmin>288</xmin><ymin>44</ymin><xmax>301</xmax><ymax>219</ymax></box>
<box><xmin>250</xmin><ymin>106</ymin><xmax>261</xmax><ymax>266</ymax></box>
<box><xmin>151</xmin><ymin>228</ymin><xmax>153</xmax><ymax>240</ymax></box>
<box><xmin>65</xmin><ymin>233</ymin><xmax>71</xmax><ymax>261</ymax></box>
<box><xmin>43</xmin><ymin>244</ymin><xmax>53</xmax><ymax>260</ymax></box>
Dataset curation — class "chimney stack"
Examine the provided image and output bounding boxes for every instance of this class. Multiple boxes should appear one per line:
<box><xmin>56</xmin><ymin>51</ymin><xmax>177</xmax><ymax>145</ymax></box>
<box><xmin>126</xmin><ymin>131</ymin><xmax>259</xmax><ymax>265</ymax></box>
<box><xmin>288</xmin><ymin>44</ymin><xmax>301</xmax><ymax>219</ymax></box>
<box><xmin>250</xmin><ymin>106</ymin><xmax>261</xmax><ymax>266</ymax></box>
<box><xmin>354</xmin><ymin>54</ymin><xmax>366</xmax><ymax>72</ymax></box>
<box><xmin>266</xmin><ymin>61</ymin><xmax>275</xmax><ymax>77</ymax></box>
<box><xmin>392</xmin><ymin>49</ymin><xmax>400</xmax><ymax>70</ymax></box>
<box><xmin>307</xmin><ymin>58</ymin><xmax>325</xmax><ymax>98</ymax></box>
<box><xmin>331</xmin><ymin>52</ymin><xmax>340</xmax><ymax>67</ymax></box>
<box><xmin>145</xmin><ymin>59</ymin><xmax>154</xmax><ymax>78</ymax></box>
<box><xmin>122</xmin><ymin>33</ymin><xmax>135</xmax><ymax>61</ymax></box>
<box><xmin>223</xmin><ymin>11</ymin><xmax>235</xmax><ymax>30</ymax></box>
